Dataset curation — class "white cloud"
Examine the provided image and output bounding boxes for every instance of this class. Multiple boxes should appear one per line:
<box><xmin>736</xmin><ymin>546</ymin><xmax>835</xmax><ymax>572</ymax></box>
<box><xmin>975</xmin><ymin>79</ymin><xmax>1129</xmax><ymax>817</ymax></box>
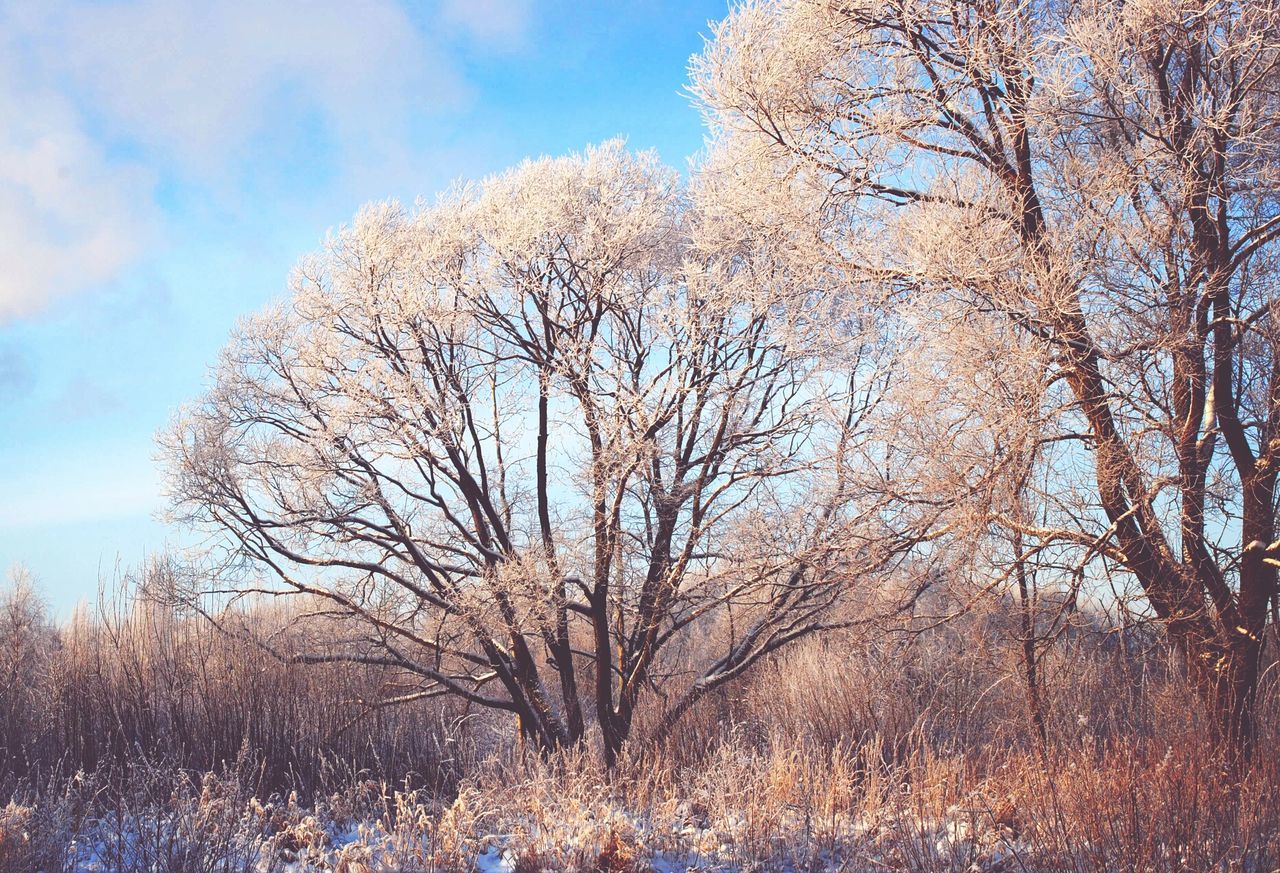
<box><xmin>31</xmin><ymin>0</ymin><xmax>465</xmax><ymax>171</ymax></box>
<box><xmin>0</xmin><ymin>0</ymin><xmax>535</xmax><ymax>321</ymax></box>
<box><xmin>0</xmin><ymin>64</ymin><xmax>156</xmax><ymax>321</ymax></box>
<box><xmin>439</xmin><ymin>0</ymin><xmax>532</xmax><ymax>49</ymax></box>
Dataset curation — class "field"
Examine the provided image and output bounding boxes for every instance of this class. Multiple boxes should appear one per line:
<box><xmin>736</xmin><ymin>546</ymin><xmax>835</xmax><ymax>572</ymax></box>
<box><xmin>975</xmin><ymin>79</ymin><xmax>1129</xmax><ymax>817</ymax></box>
<box><xmin>2</xmin><ymin>577</ymin><xmax>1277</xmax><ymax>872</ymax></box>
<box><xmin>6</xmin><ymin>0</ymin><xmax>1280</xmax><ymax>869</ymax></box>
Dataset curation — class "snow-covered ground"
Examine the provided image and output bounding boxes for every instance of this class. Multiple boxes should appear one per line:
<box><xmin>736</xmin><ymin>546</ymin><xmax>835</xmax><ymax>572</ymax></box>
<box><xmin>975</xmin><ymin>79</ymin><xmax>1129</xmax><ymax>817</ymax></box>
<box><xmin>15</xmin><ymin>787</ymin><xmax>1033</xmax><ymax>873</ymax></box>
<box><xmin>5</xmin><ymin>756</ymin><xmax>1272</xmax><ymax>872</ymax></box>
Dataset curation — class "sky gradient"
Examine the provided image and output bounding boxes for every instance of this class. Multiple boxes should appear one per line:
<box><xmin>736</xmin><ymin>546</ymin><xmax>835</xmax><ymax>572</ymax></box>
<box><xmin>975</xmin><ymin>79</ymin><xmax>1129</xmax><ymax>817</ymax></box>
<box><xmin>0</xmin><ymin>0</ymin><xmax>728</xmax><ymax>615</ymax></box>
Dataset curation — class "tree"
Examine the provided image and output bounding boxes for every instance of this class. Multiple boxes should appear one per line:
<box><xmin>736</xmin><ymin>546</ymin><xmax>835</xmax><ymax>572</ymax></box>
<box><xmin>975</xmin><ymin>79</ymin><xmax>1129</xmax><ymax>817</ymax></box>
<box><xmin>163</xmin><ymin>143</ymin><xmax>910</xmax><ymax>766</ymax></box>
<box><xmin>0</xmin><ymin>565</ymin><xmax>54</xmax><ymax>776</ymax></box>
<box><xmin>693</xmin><ymin>0</ymin><xmax>1280</xmax><ymax>758</ymax></box>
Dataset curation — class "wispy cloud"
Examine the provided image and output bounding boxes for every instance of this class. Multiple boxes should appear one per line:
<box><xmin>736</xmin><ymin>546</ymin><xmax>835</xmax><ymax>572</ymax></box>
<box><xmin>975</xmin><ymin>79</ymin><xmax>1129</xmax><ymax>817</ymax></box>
<box><xmin>0</xmin><ymin>445</ymin><xmax>161</xmax><ymax>529</ymax></box>
<box><xmin>47</xmin><ymin>375</ymin><xmax>123</xmax><ymax>423</ymax></box>
<box><xmin>0</xmin><ymin>57</ymin><xmax>156</xmax><ymax>321</ymax></box>
<box><xmin>0</xmin><ymin>0</ymin><xmax>532</xmax><ymax>322</ymax></box>
<box><xmin>35</xmin><ymin>0</ymin><xmax>465</xmax><ymax>170</ymax></box>
<box><xmin>439</xmin><ymin>0</ymin><xmax>532</xmax><ymax>50</ymax></box>
<box><xmin>0</xmin><ymin>342</ymin><xmax>34</xmax><ymax>401</ymax></box>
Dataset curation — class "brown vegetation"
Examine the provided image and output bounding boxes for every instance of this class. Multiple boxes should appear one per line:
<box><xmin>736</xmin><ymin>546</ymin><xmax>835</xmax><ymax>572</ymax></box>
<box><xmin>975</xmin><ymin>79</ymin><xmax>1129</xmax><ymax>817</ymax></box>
<box><xmin>2</xmin><ymin>570</ymin><xmax>1277</xmax><ymax>870</ymax></box>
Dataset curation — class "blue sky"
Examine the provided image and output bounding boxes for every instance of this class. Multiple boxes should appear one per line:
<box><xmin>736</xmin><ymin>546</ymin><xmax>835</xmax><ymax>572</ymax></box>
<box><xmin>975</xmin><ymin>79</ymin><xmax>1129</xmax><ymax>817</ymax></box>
<box><xmin>0</xmin><ymin>0</ymin><xmax>728</xmax><ymax>615</ymax></box>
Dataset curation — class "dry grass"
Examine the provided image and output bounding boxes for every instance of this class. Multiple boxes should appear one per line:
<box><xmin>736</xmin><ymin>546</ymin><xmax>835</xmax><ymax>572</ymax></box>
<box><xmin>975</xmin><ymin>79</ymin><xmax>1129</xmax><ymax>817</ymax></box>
<box><xmin>4</xmin><ymin>709</ymin><xmax>1277</xmax><ymax>871</ymax></box>
<box><xmin>7</xmin><ymin>734</ymin><xmax>1276</xmax><ymax>871</ymax></box>
<box><xmin>0</xmin><ymin>575</ymin><xmax>490</xmax><ymax>800</ymax></box>
<box><xmin>2</xmin><ymin>574</ymin><xmax>1278</xmax><ymax>870</ymax></box>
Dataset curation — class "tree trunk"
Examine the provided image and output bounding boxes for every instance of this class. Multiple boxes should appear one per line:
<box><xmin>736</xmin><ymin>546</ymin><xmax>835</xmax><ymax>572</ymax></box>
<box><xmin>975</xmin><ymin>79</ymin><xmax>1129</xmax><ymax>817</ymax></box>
<box><xmin>1191</xmin><ymin>631</ymin><xmax>1261</xmax><ymax>772</ymax></box>
<box><xmin>1015</xmin><ymin>546</ymin><xmax>1049</xmax><ymax>757</ymax></box>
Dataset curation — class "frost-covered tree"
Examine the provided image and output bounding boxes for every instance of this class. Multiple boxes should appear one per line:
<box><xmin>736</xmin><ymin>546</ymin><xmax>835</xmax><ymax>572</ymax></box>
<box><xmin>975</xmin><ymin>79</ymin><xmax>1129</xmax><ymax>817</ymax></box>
<box><xmin>163</xmin><ymin>143</ymin><xmax>911</xmax><ymax>765</ymax></box>
<box><xmin>694</xmin><ymin>0</ymin><xmax>1280</xmax><ymax>756</ymax></box>
<box><xmin>0</xmin><ymin>565</ymin><xmax>54</xmax><ymax>769</ymax></box>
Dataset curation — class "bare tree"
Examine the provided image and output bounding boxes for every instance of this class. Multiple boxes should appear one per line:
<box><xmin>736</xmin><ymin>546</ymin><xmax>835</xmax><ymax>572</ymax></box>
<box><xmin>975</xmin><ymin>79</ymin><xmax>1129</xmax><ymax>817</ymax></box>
<box><xmin>163</xmin><ymin>143</ymin><xmax>909</xmax><ymax>766</ymax></box>
<box><xmin>0</xmin><ymin>565</ymin><xmax>54</xmax><ymax>775</ymax></box>
<box><xmin>693</xmin><ymin>0</ymin><xmax>1280</xmax><ymax>758</ymax></box>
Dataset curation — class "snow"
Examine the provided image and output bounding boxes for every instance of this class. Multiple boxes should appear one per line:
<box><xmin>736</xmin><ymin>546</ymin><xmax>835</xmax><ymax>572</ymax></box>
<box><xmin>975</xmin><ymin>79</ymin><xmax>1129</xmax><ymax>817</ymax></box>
<box><xmin>51</xmin><ymin>800</ymin><xmax>1033</xmax><ymax>873</ymax></box>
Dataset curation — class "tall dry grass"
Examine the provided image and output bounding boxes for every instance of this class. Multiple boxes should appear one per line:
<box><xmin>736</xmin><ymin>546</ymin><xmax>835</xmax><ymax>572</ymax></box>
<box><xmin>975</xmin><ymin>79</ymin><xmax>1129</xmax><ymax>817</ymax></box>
<box><xmin>1</xmin><ymin>566</ymin><xmax>1277</xmax><ymax>870</ymax></box>
<box><xmin>0</xmin><ymin>571</ymin><xmax>490</xmax><ymax>801</ymax></box>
